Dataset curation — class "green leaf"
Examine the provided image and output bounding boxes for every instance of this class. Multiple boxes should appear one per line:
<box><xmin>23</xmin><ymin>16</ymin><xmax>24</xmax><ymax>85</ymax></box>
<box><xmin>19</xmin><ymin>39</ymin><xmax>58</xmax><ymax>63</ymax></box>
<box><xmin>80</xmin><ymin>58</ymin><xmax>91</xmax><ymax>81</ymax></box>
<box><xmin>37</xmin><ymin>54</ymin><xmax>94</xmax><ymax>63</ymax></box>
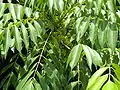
<box><xmin>89</xmin><ymin>22</ymin><xmax>97</xmax><ymax>45</ymax></box>
<box><xmin>88</xmin><ymin>0</ymin><xmax>93</xmax><ymax>9</ymax></box>
<box><xmin>82</xmin><ymin>45</ymin><xmax>92</xmax><ymax>70</ymax></box>
<box><xmin>107</xmin><ymin>26</ymin><xmax>118</xmax><ymax>52</ymax></box>
<box><xmin>77</xmin><ymin>17</ymin><xmax>90</xmax><ymax>42</ymax></box>
<box><xmin>28</xmin><ymin>22</ymin><xmax>37</xmax><ymax>45</ymax></box>
<box><xmin>27</xmin><ymin>55</ymin><xmax>39</xmax><ymax>69</ymax></box>
<box><xmin>14</xmin><ymin>4</ymin><xmax>24</xmax><ymax>20</ymax></box>
<box><xmin>69</xmin><ymin>70</ymin><xmax>78</xmax><ymax>79</ymax></box>
<box><xmin>0</xmin><ymin>30</ymin><xmax>4</xmax><ymax>43</ymax></box>
<box><xmin>0</xmin><ymin>3</ymin><xmax>6</xmax><ymax>18</ymax></box>
<box><xmin>22</xmin><ymin>78</ymin><xmax>34</xmax><ymax>90</ymax></box>
<box><xmin>86</xmin><ymin>67</ymin><xmax>108</xmax><ymax>89</ymax></box>
<box><xmin>4</xmin><ymin>28</ymin><xmax>11</xmax><ymax>58</ymax></box>
<box><xmin>21</xmin><ymin>23</ymin><xmax>29</xmax><ymax>50</ymax></box>
<box><xmin>25</xmin><ymin>7</ymin><xmax>32</xmax><ymax>17</ymax></box>
<box><xmin>76</xmin><ymin>17</ymin><xmax>84</xmax><ymax>33</ymax></box>
<box><xmin>48</xmin><ymin>0</ymin><xmax>53</xmax><ymax>10</ymax></box>
<box><xmin>102</xmin><ymin>80</ymin><xmax>118</xmax><ymax>90</ymax></box>
<box><xmin>107</xmin><ymin>0</ymin><xmax>116</xmax><ymax>13</ymax></box>
<box><xmin>3</xmin><ymin>72</ymin><xmax>14</xmax><ymax>90</ymax></box>
<box><xmin>88</xmin><ymin>74</ymin><xmax>108</xmax><ymax>90</ymax></box>
<box><xmin>96</xmin><ymin>0</ymin><xmax>104</xmax><ymax>15</ymax></box>
<box><xmin>30</xmin><ymin>0</ymin><xmax>35</xmax><ymax>8</ymax></box>
<box><xmin>110</xmin><ymin>12</ymin><xmax>116</xmax><ymax>23</ymax></box>
<box><xmin>14</xmin><ymin>26</ymin><xmax>22</xmax><ymax>53</ymax></box>
<box><xmin>8</xmin><ymin>3</ymin><xmax>16</xmax><ymax>22</ymax></box>
<box><xmin>89</xmin><ymin>47</ymin><xmax>103</xmax><ymax>66</ymax></box>
<box><xmin>112</xmin><ymin>75</ymin><xmax>120</xmax><ymax>90</ymax></box>
<box><xmin>34</xmin><ymin>21</ymin><xmax>43</xmax><ymax>38</ymax></box>
<box><xmin>21</xmin><ymin>80</ymin><xmax>32</xmax><ymax>90</ymax></box>
<box><xmin>0</xmin><ymin>74</ymin><xmax>10</xmax><ymax>89</ymax></box>
<box><xmin>33</xmin><ymin>79</ymin><xmax>42</xmax><ymax>90</ymax></box>
<box><xmin>36</xmin><ymin>72</ymin><xmax>48</xmax><ymax>90</ymax></box>
<box><xmin>98</xmin><ymin>29</ymin><xmax>107</xmax><ymax>48</ymax></box>
<box><xmin>114</xmin><ymin>70</ymin><xmax>120</xmax><ymax>81</ymax></box>
<box><xmin>16</xmin><ymin>71</ymin><xmax>34</xmax><ymax>90</ymax></box>
<box><xmin>3</xmin><ymin>13</ymin><xmax>12</xmax><ymax>25</ymax></box>
<box><xmin>112</xmin><ymin>63</ymin><xmax>120</xmax><ymax>72</ymax></box>
<box><xmin>59</xmin><ymin>0</ymin><xmax>64</xmax><ymax>11</ymax></box>
<box><xmin>67</xmin><ymin>44</ymin><xmax>82</xmax><ymax>70</ymax></box>
<box><xmin>24</xmin><ymin>0</ymin><xmax>28</xmax><ymax>6</ymax></box>
<box><xmin>53</xmin><ymin>0</ymin><xmax>59</xmax><ymax>10</ymax></box>
<box><xmin>107</xmin><ymin>0</ymin><xmax>116</xmax><ymax>23</ymax></box>
<box><xmin>0</xmin><ymin>63</ymin><xmax>14</xmax><ymax>76</ymax></box>
<box><xmin>66</xmin><ymin>81</ymin><xmax>79</xmax><ymax>90</ymax></box>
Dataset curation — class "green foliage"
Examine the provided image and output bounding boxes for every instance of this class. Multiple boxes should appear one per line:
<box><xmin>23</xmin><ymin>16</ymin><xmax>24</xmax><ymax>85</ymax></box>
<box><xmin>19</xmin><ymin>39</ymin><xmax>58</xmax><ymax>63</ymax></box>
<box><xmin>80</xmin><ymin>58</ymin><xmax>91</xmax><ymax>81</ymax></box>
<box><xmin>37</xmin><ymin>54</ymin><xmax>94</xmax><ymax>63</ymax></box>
<box><xmin>102</xmin><ymin>80</ymin><xmax>118</xmax><ymax>90</ymax></box>
<box><xmin>0</xmin><ymin>0</ymin><xmax>120</xmax><ymax>90</ymax></box>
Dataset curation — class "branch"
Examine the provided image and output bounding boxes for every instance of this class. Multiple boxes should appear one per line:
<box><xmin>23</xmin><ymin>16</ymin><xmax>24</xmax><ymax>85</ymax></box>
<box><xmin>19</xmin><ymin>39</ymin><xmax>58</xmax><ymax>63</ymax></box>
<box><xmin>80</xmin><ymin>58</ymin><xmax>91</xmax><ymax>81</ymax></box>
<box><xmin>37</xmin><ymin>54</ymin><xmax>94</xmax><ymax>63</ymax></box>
<box><xmin>33</xmin><ymin>31</ymin><xmax>52</xmax><ymax>77</ymax></box>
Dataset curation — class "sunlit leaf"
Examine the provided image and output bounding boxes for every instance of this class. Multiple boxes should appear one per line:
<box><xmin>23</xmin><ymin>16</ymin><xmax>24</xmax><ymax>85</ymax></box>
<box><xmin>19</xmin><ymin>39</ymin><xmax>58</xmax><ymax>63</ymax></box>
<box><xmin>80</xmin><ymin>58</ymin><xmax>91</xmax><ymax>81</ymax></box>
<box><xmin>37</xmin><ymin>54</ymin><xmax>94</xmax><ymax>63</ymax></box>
<box><xmin>0</xmin><ymin>30</ymin><xmax>4</xmax><ymax>43</ymax></box>
<box><xmin>86</xmin><ymin>67</ymin><xmax>108</xmax><ymax>89</ymax></box>
<box><xmin>59</xmin><ymin>0</ymin><xmax>64</xmax><ymax>11</ymax></box>
<box><xmin>76</xmin><ymin>17</ymin><xmax>84</xmax><ymax>33</ymax></box>
<box><xmin>28</xmin><ymin>22</ymin><xmax>37</xmax><ymax>45</ymax></box>
<box><xmin>4</xmin><ymin>28</ymin><xmax>11</xmax><ymax>58</ymax></box>
<box><xmin>0</xmin><ymin>3</ymin><xmax>6</xmax><ymax>18</ymax></box>
<box><xmin>96</xmin><ymin>0</ymin><xmax>104</xmax><ymax>15</ymax></box>
<box><xmin>25</xmin><ymin>7</ymin><xmax>32</xmax><ymax>17</ymax></box>
<box><xmin>53</xmin><ymin>0</ymin><xmax>59</xmax><ymax>10</ymax></box>
<box><xmin>76</xmin><ymin>17</ymin><xmax>90</xmax><ymax>42</ymax></box>
<box><xmin>3</xmin><ymin>13</ymin><xmax>11</xmax><ymax>25</ymax></box>
<box><xmin>112</xmin><ymin>75</ymin><xmax>120</xmax><ymax>90</ymax></box>
<box><xmin>34</xmin><ymin>21</ymin><xmax>43</xmax><ymax>38</ymax></box>
<box><xmin>21</xmin><ymin>23</ymin><xmax>29</xmax><ymax>50</ymax></box>
<box><xmin>102</xmin><ymin>80</ymin><xmax>118</xmax><ymax>90</ymax></box>
<box><xmin>112</xmin><ymin>63</ymin><xmax>120</xmax><ymax>72</ymax></box>
<box><xmin>22</xmin><ymin>78</ymin><xmax>34</xmax><ymax>90</ymax></box>
<box><xmin>67</xmin><ymin>44</ymin><xmax>82</xmax><ymax>70</ymax></box>
<box><xmin>48</xmin><ymin>0</ymin><xmax>53</xmax><ymax>10</ymax></box>
<box><xmin>33</xmin><ymin>79</ymin><xmax>42</xmax><ymax>90</ymax></box>
<box><xmin>8</xmin><ymin>3</ymin><xmax>16</xmax><ymax>22</ymax></box>
<box><xmin>98</xmin><ymin>29</ymin><xmax>107</xmax><ymax>48</ymax></box>
<box><xmin>30</xmin><ymin>0</ymin><xmax>35</xmax><ymax>8</ymax></box>
<box><xmin>14</xmin><ymin>4</ymin><xmax>24</xmax><ymax>20</ymax></box>
<box><xmin>88</xmin><ymin>74</ymin><xmax>108</xmax><ymax>90</ymax></box>
<box><xmin>14</xmin><ymin>26</ymin><xmax>22</xmax><ymax>53</ymax></box>
<box><xmin>114</xmin><ymin>70</ymin><xmax>120</xmax><ymax>81</ymax></box>
<box><xmin>110</xmin><ymin>12</ymin><xmax>116</xmax><ymax>23</ymax></box>
<box><xmin>107</xmin><ymin>0</ymin><xmax>116</xmax><ymax>13</ymax></box>
<box><xmin>89</xmin><ymin>47</ymin><xmax>103</xmax><ymax>66</ymax></box>
<box><xmin>82</xmin><ymin>45</ymin><xmax>92</xmax><ymax>70</ymax></box>
<box><xmin>107</xmin><ymin>26</ymin><xmax>118</xmax><ymax>52</ymax></box>
<box><xmin>89</xmin><ymin>22</ymin><xmax>97</xmax><ymax>46</ymax></box>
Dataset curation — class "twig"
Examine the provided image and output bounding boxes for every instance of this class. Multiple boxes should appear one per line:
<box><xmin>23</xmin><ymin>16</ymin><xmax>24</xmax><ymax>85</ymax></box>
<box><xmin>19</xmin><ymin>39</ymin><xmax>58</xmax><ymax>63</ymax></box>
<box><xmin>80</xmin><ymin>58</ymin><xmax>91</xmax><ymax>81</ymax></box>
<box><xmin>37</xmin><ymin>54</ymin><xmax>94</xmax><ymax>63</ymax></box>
<box><xmin>33</xmin><ymin>31</ymin><xmax>52</xmax><ymax>77</ymax></box>
<box><xmin>60</xmin><ymin>40</ymin><xmax>71</xmax><ymax>50</ymax></box>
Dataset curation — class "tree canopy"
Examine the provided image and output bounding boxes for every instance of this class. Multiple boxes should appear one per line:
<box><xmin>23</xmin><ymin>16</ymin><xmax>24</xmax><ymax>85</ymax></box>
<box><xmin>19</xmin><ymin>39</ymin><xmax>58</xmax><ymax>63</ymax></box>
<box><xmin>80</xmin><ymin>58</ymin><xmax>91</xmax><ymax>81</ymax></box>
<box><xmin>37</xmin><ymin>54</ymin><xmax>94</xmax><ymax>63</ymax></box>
<box><xmin>0</xmin><ymin>0</ymin><xmax>120</xmax><ymax>90</ymax></box>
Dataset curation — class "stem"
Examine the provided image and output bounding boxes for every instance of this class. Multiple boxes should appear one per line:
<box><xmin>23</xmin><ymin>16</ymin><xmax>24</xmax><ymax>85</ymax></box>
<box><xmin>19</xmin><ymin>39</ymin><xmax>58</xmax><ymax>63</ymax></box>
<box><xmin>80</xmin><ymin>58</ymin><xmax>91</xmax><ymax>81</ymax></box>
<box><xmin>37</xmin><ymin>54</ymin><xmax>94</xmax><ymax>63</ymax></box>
<box><xmin>33</xmin><ymin>31</ymin><xmax>52</xmax><ymax>77</ymax></box>
<box><xmin>78</xmin><ymin>62</ymin><xmax>80</xmax><ymax>89</ymax></box>
<box><xmin>60</xmin><ymin>40</ymin><xmax>71</xmax><ymax>50</ymax></box>
<box><xmin>108</xmin><ymin>65</ymin><xmax>111</xmax><ymax>81</ymax></box>
<box><xmin>108</xmin><ymin>52</ymin><xmax>114</xmax><ymax>81</ymax></box>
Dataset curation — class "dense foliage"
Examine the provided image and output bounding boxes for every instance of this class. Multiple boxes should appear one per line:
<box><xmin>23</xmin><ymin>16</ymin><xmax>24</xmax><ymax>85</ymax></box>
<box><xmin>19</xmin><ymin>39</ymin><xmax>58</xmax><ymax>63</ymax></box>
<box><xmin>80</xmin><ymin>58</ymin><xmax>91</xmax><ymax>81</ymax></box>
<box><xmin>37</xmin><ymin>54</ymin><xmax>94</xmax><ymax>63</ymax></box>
<box><xmin>0</xmin><ymin>0</ymin><xmax>120</xmax><ymax>90</ymax></box>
